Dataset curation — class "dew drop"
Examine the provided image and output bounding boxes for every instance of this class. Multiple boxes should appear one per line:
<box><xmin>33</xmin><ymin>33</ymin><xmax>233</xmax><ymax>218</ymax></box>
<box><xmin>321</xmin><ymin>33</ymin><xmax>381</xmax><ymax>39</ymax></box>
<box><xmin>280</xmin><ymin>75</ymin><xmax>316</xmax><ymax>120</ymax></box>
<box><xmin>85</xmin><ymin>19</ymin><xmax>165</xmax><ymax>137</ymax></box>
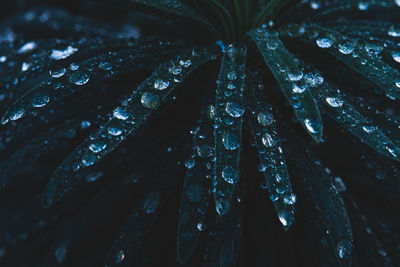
<box><xmin>266</xmin><ymin>39</ymin><xmax>278</xmax><ymax>50</ymax></box>
<box><xmin>292</xmin><ymin>83</ymin><xmax>306</xmax><ymax>93</ymax></box>
<box><xmin>304</xmin><ymin>119</ymin><xmax>321</xmax><ymax>134</ymax></box>
<box><xmin>49</xmin><ymin>68</ymin><xmax>66</xmax><ymax>78</ymax></box>
<box><xmin>316</xmin><ymin>37</ymin><xmax>333</xmax><ymax>48</ymax></box>
<box><xmin>362</xmin><ymin>125</ymin><xmax>377</xmax><ymax>133</ymax></box>
<box><xmin>184</xmin><ymin>159</ymin><xmax>195</xmax><ymax>169</ymax></box>
<box><xmin>8</xmin><ymin>106</ymin><xmax>25</xmax><ymax>121</ymax></box>
<box><xmin>82</xmin><ymin>153</ymin><xmax>97</xmax><ymax>167</ymax></box>
<box><xmin>337</xmin><ymin>239</ymin><xmax>352</xmax><ymax>259</ymax></box>
<box><xmin>392</xmin><ymin>51</ymin><xmax>400</xmax><ymax>63</ymax></box>
<box><xmin>107</xmin><ymin>121</ymin><xmax>123</xmax><ymax>136</ymax></box>
<box><xmin>338</xmin><ymin>40</ymin><xmax>355</xmax><ymax>54</ymax></box>
<box><xmin>257</xmin><ymin>111</ymin><xmax>274</xmax><ymax>126</ymax></box>
<box><xmin>326</xmin><ymin>97</ymin><xmax>344</xmax><ymax>107</ymax></box>
<box><xmin>113</xmin><ymin>107</ymin><xmax>130</xmax><ymax>120</ymax></box>
<box><xmin>222</xmin><ymin>131</ymin><xmax>240</xmax><ymax>150</ymax></box>
<box><xmin>141</xmin><ymin>91</ymin><xmax>160</xmax><ymax>109</ymax></box>
<box><xmin>89</xmin><ymin>141</ymin><xmax>107</xmax><ymax>153</ymax></box>
<box><xmin>225</xmin><ymin>102</ymin><xmax>245</xmax><ymax>117</ymax></box>
<box><xmin>262</xmin><ymin>132</ymin><xmax>278</xmax><ymax>147</ymax></box>
<box><xmin>68</xmin><ymin>70</ymin><xmax>89</xmax><ymax>85</ymax></box>
<box><xmin>288</xmin><ymin>70</ymin><xmax>303</xmax><ymax>81</ymax></box>
<box><xmin>153</xmin><ymin>79</ymin><xmax>169</xmax><ymax>90</ymax></box>
<box><xmin>197</xmin><ymin>222</ymin><xmax>206</xmax><ymax>231</ymax></box>
<box><xmin>222</xmin><ymin>165</ymin><xmax>239</xmax><ymax>184</ymax></box>
<box><xmin>50</xmin><ymin>46</ymin><xmax>78</xmax><ymax>60</ymax></box>
<box><xmin>31</xmin><ymin>94</ymin><xmax>50</xmax><ymax>108</ymax></box>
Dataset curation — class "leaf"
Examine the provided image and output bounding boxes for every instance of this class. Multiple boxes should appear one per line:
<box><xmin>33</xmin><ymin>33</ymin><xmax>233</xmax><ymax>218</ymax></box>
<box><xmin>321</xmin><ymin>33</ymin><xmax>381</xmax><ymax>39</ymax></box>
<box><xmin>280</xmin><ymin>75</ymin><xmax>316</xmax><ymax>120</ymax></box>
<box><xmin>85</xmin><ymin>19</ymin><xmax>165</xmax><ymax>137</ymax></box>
<box><xmin>309</xmin><ymin>77</ymin><xmax>400</xmax><ymax>161</ymax></box>
<box><xmin>177</xmin><ymin>103</ymin><xmax>213</xmax><ymax>263</ymax></box>
<box><xmin>283</xmin><ymin>129</ymin><xmax>353</xmax><ymax>267</ymax></box>
<box><xmin>249</xmin><ymin>28</ymin><xmax>323</xmax><ymax>142</ymax></box>
<box><xmin>286</xmin><ymin>24</ymin><xmax>400</xmax><ymax>100</ymax></box>
<box><xmin>1</xmin><ymin>42</ymin><xmax>181</xmax><ymax>125</ymax></box>
<box><xmin>213</xmin><ymin>45</ymin><xmax>246</xmax><ymax>216</ymax></box>
<box><xmin>42</xmin><ymin>47</ymin><xmax>216</xmax><ymax>207</ymax></box>
<box><xmin>247</xmin><ymin>82</ymin><xmax>296</xmax><ymax>230</ymax></box>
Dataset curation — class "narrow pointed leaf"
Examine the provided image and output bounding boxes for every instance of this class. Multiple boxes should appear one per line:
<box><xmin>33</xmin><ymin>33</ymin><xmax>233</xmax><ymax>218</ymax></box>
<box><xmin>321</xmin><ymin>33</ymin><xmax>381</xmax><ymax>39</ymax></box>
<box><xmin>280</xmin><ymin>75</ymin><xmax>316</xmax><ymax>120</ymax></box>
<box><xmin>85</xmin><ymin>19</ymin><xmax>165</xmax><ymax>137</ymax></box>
<box><xmin>247</xmin><ymin>86</ymin><xmax>296</xmax><ymax>230</ymax></box>
<box><xmin>177</xmin><ymin>104</ymin><xmax>213</xmax><ymax>263</ymax></box>
<box><xmin>288</xmin><ymin>25</ymin><xmax>400</xmax><ymax>100</ymax></box>
<box><xmin>213</xmin><ymin>45</ymin><xmax>246</xmax><ymax>215</ymax></box>
<box><xmin>249</xmin><ymin>29</ymin><xmax>323</xmax><ymax>142</ymax></box>
<box><xmin>284</xmin><ymin>130</ymin><xmax>353</xmax><ymax>267</ymax></box>
<box><xmin>43</xmin><ymin>47</ymin><xmax>216</xmax><ymax>207</ymax></box>
<box><xmin>1</xmin><ymin>44</ymin><xmax>180</xmax><ymax>125</ymax></box>
<box><xmin>310</xmin><ymin>78</ymin><xmax>400</xmax><ymax>161</ymax></box>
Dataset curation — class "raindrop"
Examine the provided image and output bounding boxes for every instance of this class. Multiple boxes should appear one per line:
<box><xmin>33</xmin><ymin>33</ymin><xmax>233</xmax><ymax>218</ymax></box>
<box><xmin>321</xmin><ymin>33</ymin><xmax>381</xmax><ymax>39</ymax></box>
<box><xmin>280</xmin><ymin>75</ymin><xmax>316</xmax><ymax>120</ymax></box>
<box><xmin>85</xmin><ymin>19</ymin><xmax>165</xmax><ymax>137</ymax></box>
<box><xmin>68</xmin><ymin>71</ymin><xmax>89</xmax><ymax>85</ymax></box>
<box><xmin>316</xmin><ymin>37</ymin><xmax>333</xmax><ymax>48</ymax></box>
<box><xmin>89</xmin><ymin>141</ymin><xmax>107</xmax><ymax>153</ymax></box>
<box><xmin>49</xmin><ymin>68</ymin><xmax>66</xmax><ymax>78</ymax></box>
<box><xmin>31</xmin><ymin>94</ymin><xmax>50</xmax><ymax>108</ymax></box>
<box><xmin>21</xmin><ymin>62</ymin><xmax>29</xmax><ymax>72</ymax></box>
<box><xmin>153</xmin><ymin>79</ymin><xmax>169</xmax><ymax>90</ymax></box>
<box><xmin>82</xmin><ymin>153</ymin><xmax>97</xmax><ymax>167</ymax></box>
<box><xmin>362</xmin><ymin>125</ymin><xmax>377</xmax><ymax>133</ymax></box>
<box><xmin>337</xmin><ymin>239</ymin><xmax>352</xmax><ymax>259</ymax></box>
<box><xmin>221</xmin><ymin>165</ymin><xmax>239</xmax><ymax>184</ymax></box>
<box><xmin>107</xmin><ymin>121</ymin><xmax>123</xmax><ymax>136</ymax></box>
<box><xmin>257</xmin><ymin>111</ymin><xmax>274</xmax><ymax>126</ymax></box>
<box><xmin>141</xmin><ymin>91</ymin><xmax>160</xmax><ymax>109</ymax></box>
<box><xmin>54</xmin><ymin>245</ymin><xmax>67</xmax><ymax>263</ymax></box>
<box><xmin>326</xmin><ymin>97</ymin><xmax>344</xmax><ymax>107</ymax></box>
<box><xmin>262</xmin><ymin>132</ymin><xmax>278</xmax><ymax>147</ymax></box>
<box><xmin>50</xmin><ymin>46</ymin><xmax>78</xmax><ymax>60</ymax></box>
<box><xmin>113</xmin><ymin>107</ymin><xmax>130</xmax><ymax>120</ymax></box>
<box><xmin>225</xmin><ymin>102</ymin><xmax>245</xmax><ymax>117</ymax></box>
<box><xmin>338</xmin><ymin>40</ymin><xmax>355</xmax><ymax>54</ymax></box>
<box><xmin>304</xmin><ymin>119</ymin><xmax>321</xmax><ymax>134</ymax></box>
<box><xmin>222</xmin><ymin>131</ymin><xmax>240</xmax><ymax>150</ymax></box>
<box><xmin>168</xmin><ymin>65</ymin><xmax>182</xmax><ymax>75</ymax></box>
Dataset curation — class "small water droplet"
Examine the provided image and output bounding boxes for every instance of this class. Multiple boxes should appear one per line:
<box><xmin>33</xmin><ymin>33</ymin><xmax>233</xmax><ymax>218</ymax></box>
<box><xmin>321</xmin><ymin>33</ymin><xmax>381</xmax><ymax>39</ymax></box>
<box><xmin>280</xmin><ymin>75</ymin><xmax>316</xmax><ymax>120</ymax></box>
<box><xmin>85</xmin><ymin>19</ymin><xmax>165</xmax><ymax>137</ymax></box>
<box><xmin>288</xmin><ymin>70</ymin><xmax>303</xmax><ymax>81</ymax></box>
<box><xmin>316</xmin><ymin>37</ymin><xmax>333</xmax><ymax>48</ymax></box>
<box><xmin>82</xmin><ymin>153</ymin><xmax>97</xmax><ymax>167</ymax></box>
<box><xmin>326</xmin><ymin>97</ymin><xmax>344</xmax><ymax>107</ymax></box>
<box><xmin>18</xmin><ymin>41</ymin><xmax>37</xmax><ymax>54</ymax></box>
<box><xmin>222</xmin><ymin>165</ymin><xmax>239</xmax><ymax>184</ymax></box>
<box><xmin>337</xmin><ymin>239</ymin><xmax>352</xmax><ymax>259</ymax></box>
<box><xmin>257</xmin><ymin>111</ymin><xmax>274</xmax><ymax>126</ymax></box>
<box><xmin>8</xmin><ymin>106</ymin><xmax>25</xmax><ymax>121</ymax></box>
<box><xmin>304</xmin><ymin>119</ymin><xmax>321</xmax><ymax>134</ymax></box>
<box><xmin>184</xmin><ymin>159</ymin><xmax>195</xmax><ymax>169</ymax></box>
<box><xmin>392</xmin><ymin>51</ymin><xmax>400</xmax><ymax>63</ymax></box>
<box><xmin>98</xmin><ymin>61</ymin><xmax>112</xmax><ymax>71</ymax></box>
<box><xmin>68</xmin><ymin>71</ymin><xmax>89</xmax><ymax>85</ymax></box>
<box><xmin>50</xmin><ymin>46</ymin><xmax>78</xmax><ymax>60</ymax></box>
<box><xmin>89</xmin><ymin>141</ymin><xmax>107</xmax><ymax>153</ymax></box>
<box><xmin>338</xmin><ymin>40</ymin><xmax>355</xmax><ymax>54</ymax></box>
<box><xmin>222</xmin><ymin>131</ymin><xmax>240</xmax><ymax>150</ymax></box>
<box><xmin>292</xmin><ymin>83</ymin><xmax>306</xmax><ymax>93</ymax></box>
<box><xmin>154</xmin><ymin>79</ymin><xmax>169</xmax><ymax>90</ymax></box>
<box><xmin>113</xmin><ymin>107</ymin><xmax>130</xmax><ymax>120</ymax></box>
<box><xmin>262</xmin><ymin>132</ymin><xmax>278</xmax><ymax>147</ymax></box>
<box><xmin>197</xmin><ymin>222</ymin><xmax>206</xmax><ymax>231</ymax></box>
<box><xmin>31</xmin><ymin>94</ymin><xmax>50</xmax><ymax>108</ymax></box>
<box><xmin>107</xmin><ymin>121</ymin><xmax>123</xmax><ymax>136</ymax></box>
<box><xmin>362</xmin><ymin>125</ymin><xmax>377</xmax><ymax>133</ymax></box>
<box><xmin>283</xmin><ymin>194</ymin><xmax>297</xmax><ymax>205</ymax></box>
<box><xmin>50</xmin><ymin>68</ymin><xmax>66</xmax><ymax>78</ymax></box>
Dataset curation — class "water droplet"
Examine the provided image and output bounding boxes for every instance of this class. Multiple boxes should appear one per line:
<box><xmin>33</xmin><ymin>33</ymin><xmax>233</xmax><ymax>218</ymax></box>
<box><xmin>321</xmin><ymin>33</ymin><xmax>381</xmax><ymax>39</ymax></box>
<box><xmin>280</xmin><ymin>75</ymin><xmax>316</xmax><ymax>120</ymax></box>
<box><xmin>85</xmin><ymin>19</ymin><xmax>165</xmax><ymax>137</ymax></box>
<box><xmin>388</xmin><ymin>25</ymin><xmax>400</xmax><ymax>37</ymax></box>
<box><xmin>31</xmin><ymin>94</ymin><xmax>50</xmax><ymax>108</ymax></box>
<box><xmin>396</xmin><ymin>0</ymin><xmax>400</xmax><ymax>7</ymax></box>
<box><xmin>197</xmin><ymin>144</ymin><xmax>212</xmax><ymax>158</ymax></box>
<box><xmin>114</xmin><ymin>250</ymin><xmax>125</xmax><ymax>263</ymax></box>
<box><xmin>225</xmin><ymin>102</ymin><xmax>245</xmax><ymax>117</ymax></box>
<box><xmin>50</xmin><ymin>46</ymin><xmax>78</xmax><ymax>60</ymax></box>
<box><xmin>179</xmin><ymin>59</ymin><xmax>191</xmax><ymax>68</ymax></box>
<box><xmin>70</xmin><ymin>62</ymin><xmax>79</xmax><ymax>71</ymax></box>
<box><xmin>18</xmin><ymin>41</ymin><xmax>37</xmax><ymax>54</ymax></box>
<box><xmin>142</xmin><ymin>191</ymin><xmax>160</xmax><ymax>214</ymax></box>
<box><xmin>304</xmin><ymin>73</ymin><xmax>324</xmax><ymax>87</ymax></box>
<box><xmin>334</xmin><ymin>177</ymin><xmax>347</xmax><ymax>192</ymax></box>
<box><xmin>89</xmin><ymin>141</ymin><xmax>107</xmax><ymax>153</ymax></box>
<box><xmin>257</xmin><ymin>111</ymin><xmax>274</xmax><ymax>126</ymax></box>
<box><xmin>49</xmin><ymin>68</ymin><xmax>66</xmax><ymax>78</ymax></box>
<box><xmin>0</xmin><ymin>56</ymin><xmax>6</xmax><ymax>63</ymax></box>
<box><xmin>141</xmin><ymin>91</ymin><xmax>159</xmax><ymax>109</ymax></box>
<box><xmin>154</xmin><ymin>79</ymin><xmax>169</xmax><ymax>90</ymax></box>
<box><xmin>98</xmin><ymin>61</ymin><xmax>112</xmax><ymax>71</ymax></box>
<box><xmin>304</xmin><ymin>119</ymin><xmax>321</xmax><ymax>134</ymax></box>
<box><xmin>326</xmin><ymin>97</ymin><xmax>344</xmax><ymax>107</ymax></box>
<box><xmin>283</xmin><ymin>194</ymin><xmax>297</xmax><ymax>205</ymax></box>
<box><xmin>113</xmin><ymin>107</ymin><xmax>130</xmax><ymax>120</ymax></box>
<box><xmin>222</xmin><ymin>165</ymin><xmax>239</xmax><ymax>184</ymax></box>
<box><xmin>227</xmin><ymin>71</ymin><xmax>237</xmax><ymax>81</ymax></box>
<box><xmin>338</xmin><ymin>40</ymin><xmax>355</xmax><ymax>54</ymax></box>
<box><xmin>362</xmin><ymin>125</ymin><xmax>377</xmax><ymax>133</ymax></box>
<box><xmin>8</xmin><ymin>106</ymin><xmax>25</xmax><ymax>121</ymax></box>
<box><xmin>292</xmin><ymin>83</ymin><xmax>306</xmax><ymax>93</ymax></box>
<box><xmin>222</xmin><ymin>131</ymin><xmax>240</xmax><ymax>150</ymax></box>
<box><xmin>262</xmin><ymin>132</ymin><xmax>278</xmax><ymax>147</ymax></box>
<box><xmin>184</xmin><ymin>159</ymin><xmax>195</xmax><ymax>169</ymax></box>
<box><xmin>288</xmin><ymin>70</ymin><xmax>303</xmax><ymax>81</ymax></box>
<box><xmin>337</xmin><ymin>239</ymin><xmax>352</xmax><ymax>259</ymax></box>
<box><xmin>107</xmin><ymin>121</ymin><xmax>123</xmax><ymax>136</ymax></box>
<box><xmin>197</xmin><ymin>222</ymin><xmax>206</xmax><ymax>231</ymax></box>
<box><xmin>21</xmin><ymin>62</ymin><xmax>29</xmax><ymax>72</ymax></box>
<box><xmin>68</xmin><ymin>71</ymin><xmax>89</xmax><ymax>85</ymax></box>
<box><xmin>82</xmin><ymin>153</ymin><xmax>97</xmax><ymax>167</ymax></box>
<box><xmin>266</xmin><ymin>40</ymin><xmax>278</xmax><ymax>50</ymax></box>
<box><xmin>277</xmin><ymin>210</ymin><xmax>294</xmax><ymax>227</ymax></box>
<box><xmin>316</xmin><ymin>37</ymin><xmax>333</xmax><ymax>48</ymax></box>
<box><xmin>392</xmin><ymin>51</ymin><xmax>400</xmax><ymax>63</ymax></box>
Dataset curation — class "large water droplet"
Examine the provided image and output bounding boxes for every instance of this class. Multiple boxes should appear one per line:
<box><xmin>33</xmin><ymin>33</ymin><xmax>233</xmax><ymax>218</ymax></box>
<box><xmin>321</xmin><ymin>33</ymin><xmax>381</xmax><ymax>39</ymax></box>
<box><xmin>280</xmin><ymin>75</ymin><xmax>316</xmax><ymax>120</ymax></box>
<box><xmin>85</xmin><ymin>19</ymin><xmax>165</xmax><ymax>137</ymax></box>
<box><xmin>68</xmin><ymin>71</ymin><xmax>89</xmax><ymax>85</ymax></box>
<box><xmin>113</xmin><ymin>107</ymin><xmax>130</xmax><ymax>120</ymax></box>
<box><xmin>262</xmin><ymin>132</ymin><xmax>278</xmax><ymax>147</ymax></box>
<box><xmin>31</xmin><ymin>94</ymin><xmax>50</xmax><ymax>108</ymax></box>
<box><xmin>316</xmin><ymin>37</ymin><xmax>333</xmax><ymax>48</ymax></box>
<box><xmin>107</xmin><ymin>121</ymin><xmax>123</xmax><ymax>136</ymax></box>
<box><xmin>50</xmin><ymin>46</ymin><xmax>78</xmax><ymax>60</ymax></box>
<box><xmin>222</xmin><ymin>131</ymin><xmax>240</xmax><ymax>150</ymax></box>
<box><xmin>141</xmin><ymin>91</ymin><xmax>159</xmax><ymax>109</ymax></box>
<box><xmin>225</xmin><ymin>102</ymin><xmax>245</xmax><ymax>117</ymax></box>
<box><xmin>50</xmin><ymin>68</ymin><xmax>66</xmax><ymax>78</ymax></box>
<box><xmin>222</xmin><ymin>165</ymin><xmax>239</xmax><ymax>184</ymax></box>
